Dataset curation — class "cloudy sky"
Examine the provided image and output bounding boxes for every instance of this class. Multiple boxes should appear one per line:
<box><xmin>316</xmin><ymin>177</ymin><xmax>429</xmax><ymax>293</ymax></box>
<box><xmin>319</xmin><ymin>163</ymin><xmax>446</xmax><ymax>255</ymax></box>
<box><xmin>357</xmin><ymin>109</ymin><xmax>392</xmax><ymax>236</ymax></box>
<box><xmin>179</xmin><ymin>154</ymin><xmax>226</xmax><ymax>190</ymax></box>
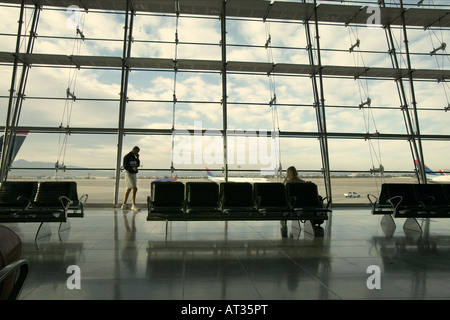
<box><xmin>0</xmin><ymin>1</ymin><xmax>448</xmax><ymax>175</ymax></box>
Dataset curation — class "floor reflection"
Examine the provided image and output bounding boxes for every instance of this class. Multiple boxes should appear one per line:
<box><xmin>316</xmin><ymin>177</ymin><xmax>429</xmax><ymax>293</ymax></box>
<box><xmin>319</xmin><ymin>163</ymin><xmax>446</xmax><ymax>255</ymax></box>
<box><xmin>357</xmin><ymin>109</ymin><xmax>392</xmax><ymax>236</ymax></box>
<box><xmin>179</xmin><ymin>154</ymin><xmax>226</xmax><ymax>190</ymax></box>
<box><xmin>145</xmin><ymin>235</ymin><xmax>332</xmax><ymax>299</ymax></box>
<box><xmin>4</xmin><ymin>208</ymin><xmax>450</xmax><ymax>299</ymax></box>
<box><xmin>372</xmin><ymin>233</ymin><xmax>450</xmax><ymax>299</ymax></box>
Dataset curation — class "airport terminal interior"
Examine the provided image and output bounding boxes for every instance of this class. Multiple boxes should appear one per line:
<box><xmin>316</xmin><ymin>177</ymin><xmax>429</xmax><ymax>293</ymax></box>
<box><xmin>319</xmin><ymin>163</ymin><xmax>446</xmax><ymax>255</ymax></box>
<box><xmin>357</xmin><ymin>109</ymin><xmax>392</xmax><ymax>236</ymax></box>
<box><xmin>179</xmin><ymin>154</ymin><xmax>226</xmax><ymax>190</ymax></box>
<box><xmin>0</xmin><ymin>0</ymin><xmax>449</xmax><ymax>301</ymax></box>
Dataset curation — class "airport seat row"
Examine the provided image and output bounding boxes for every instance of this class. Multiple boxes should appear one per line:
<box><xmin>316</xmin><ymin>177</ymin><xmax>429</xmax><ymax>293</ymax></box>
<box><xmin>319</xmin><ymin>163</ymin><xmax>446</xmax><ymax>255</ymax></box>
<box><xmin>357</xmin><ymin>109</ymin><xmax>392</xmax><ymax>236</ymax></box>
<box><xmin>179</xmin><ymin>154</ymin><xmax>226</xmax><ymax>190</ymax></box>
<box><xmin>0</xmin><ymin>181</ymin><xmax>88</xmax><ymax>239</ymax></box>
<box><xmin>147</xmin><ymin>181</ymin><xmax>331</xmax><ymax>224</ymax></box>
<box><xmin>369</xmin><ymin>183</ymin><xmax>450</xmax><ymax>217</ymax></box>
<box><xmin>369</xmin><ymin>183</ymin><xmax>450</xmax><ymax>232</ymax></box>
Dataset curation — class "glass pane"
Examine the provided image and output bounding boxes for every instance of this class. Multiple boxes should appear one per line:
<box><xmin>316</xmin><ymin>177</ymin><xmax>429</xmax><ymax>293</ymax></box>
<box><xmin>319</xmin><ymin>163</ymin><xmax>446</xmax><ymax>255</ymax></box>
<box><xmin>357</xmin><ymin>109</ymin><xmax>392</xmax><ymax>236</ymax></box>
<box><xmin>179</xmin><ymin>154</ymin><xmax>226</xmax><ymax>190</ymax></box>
<box><xmin>328</xmin><ymin>139</ymin><xmax>413</xmax><ymax>172</ymax></box>
<box><xmin>33</xmin><ymin>9</ymin><xmax>124</xmax><ymax>56</ymax></box>
<box><xmin>0</xmin><ymin>5</ymin><xmax>22</xmax><ymax>52</ymax></box>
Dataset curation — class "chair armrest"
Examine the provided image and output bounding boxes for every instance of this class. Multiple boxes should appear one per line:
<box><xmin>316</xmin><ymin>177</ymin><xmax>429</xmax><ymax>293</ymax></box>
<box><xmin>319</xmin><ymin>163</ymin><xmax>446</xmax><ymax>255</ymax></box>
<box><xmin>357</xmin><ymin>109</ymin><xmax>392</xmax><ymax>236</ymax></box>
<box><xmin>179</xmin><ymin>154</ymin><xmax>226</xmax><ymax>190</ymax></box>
<box><xmin>388</xmin><ymin>196</ymin><xmax>402</xmax><ymax>210</ymax></box>
<box><xmin>367</xmin><ymin>194</ymin><xmax>378</xmax><ymax>205</ymax></box>
<box><xmin>321</xmin><ymin>196</ymin><xmax>331</xmax><ymax>209</ymax></box>
<box><xmin>256</xmin><ymin>196</ymin><xmax>262</xmax><ymax>210</ymax></box>
<box><xmin>317</xmin><ymin>195</ymin><xmax>330</xmax><ymax>209</ymax></box>
<box><xmin>16</xmin><ymin>195</ymin><xmax>33</xmax><ymax>210</ymax></box>
<box><xmin>420</xmin><ymin>196</ymin><xmax>435</xmax><ymax>207</ymax></box>
<box><xmin>59</xmin><ymin>196</ymin><xmax>73</xmax><ymax>211</ymax></box>
<box><xmin>0</xmin><ymin>259</ymin><xmax>29</xmax><ymax>300</ymax></box>
<box><xmin>79</xmin><ymin>194</ymin><xmax>88</xmax><ymax>205</ymax></box>
<box><xmin>147</xmin><ymin>196</ymin><xmax>153</xmax><ymax>211</ymax></box>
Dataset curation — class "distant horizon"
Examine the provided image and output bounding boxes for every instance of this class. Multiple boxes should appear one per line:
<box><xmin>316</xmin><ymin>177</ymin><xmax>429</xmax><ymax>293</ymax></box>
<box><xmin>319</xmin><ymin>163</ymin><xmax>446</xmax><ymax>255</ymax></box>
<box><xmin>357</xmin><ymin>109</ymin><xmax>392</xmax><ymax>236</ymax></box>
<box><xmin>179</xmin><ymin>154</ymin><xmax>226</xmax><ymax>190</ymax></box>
<box><xmin>7</xmin><ymin>157</ymin><xmax>429</xmax><ymax>180</ymax></box>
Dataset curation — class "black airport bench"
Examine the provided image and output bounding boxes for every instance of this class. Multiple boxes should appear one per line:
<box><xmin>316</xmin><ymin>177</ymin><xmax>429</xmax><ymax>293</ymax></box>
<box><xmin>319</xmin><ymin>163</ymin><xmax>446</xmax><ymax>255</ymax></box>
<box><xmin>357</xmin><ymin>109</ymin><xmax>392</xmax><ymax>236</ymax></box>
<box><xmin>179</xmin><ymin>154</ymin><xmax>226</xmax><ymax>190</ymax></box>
<box><xmin>368</xmin><ymin>183</ymin><xmax>450</xmax><ymax>232</ymax></box>
<box><xmin>147</xmin><ymin>181</ymin><xmax>330</xmax><ymax>227</ymax></box>
<box><xmin>0</xmin><ymin>181</ymin><xmax>88</xmax><ymax>240</ymax></box>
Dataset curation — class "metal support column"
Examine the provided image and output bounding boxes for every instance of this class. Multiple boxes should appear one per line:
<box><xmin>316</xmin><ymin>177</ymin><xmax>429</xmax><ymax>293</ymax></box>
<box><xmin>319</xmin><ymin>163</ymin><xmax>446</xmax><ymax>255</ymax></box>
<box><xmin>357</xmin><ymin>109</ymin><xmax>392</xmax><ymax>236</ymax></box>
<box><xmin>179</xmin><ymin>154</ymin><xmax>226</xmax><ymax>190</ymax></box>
<box><xmin>399</xmin><ymin>0</ymin><xmax>427</xmax><ymax>184</ymax></box>
<box><xmin>381</xmin><ymin>0</ymin><xmax>427</xmax><ymax>184</ymax></box>
<box><xmin>114</xmin><ymin>0</ymin><xmax>134</xmax><ymax>206</ymax></box>
<box><xmin>221</xmin><ymin>0</ymin><xmax>228</xmax><ymax>182</ymax></box>
<box><xmin>0</xmin><ymin>0</ymin><xmax>25</xmax><ymax>182</ymax></box>
<box><xmin>304</xmin><ymin>0</ymin><xmax>332</xmax><ymax>204</ymax></box>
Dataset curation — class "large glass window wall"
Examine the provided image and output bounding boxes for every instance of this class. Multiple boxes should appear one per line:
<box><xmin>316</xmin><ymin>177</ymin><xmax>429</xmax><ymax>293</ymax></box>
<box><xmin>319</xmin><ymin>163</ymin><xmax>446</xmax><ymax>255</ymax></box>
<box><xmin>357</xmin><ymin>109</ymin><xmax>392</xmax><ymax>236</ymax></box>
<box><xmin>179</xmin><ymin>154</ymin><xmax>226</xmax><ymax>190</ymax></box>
<box><xmin>0</xmin><ymin>0</ymin><xmax>448</xmax><ymax>205</ymax></box>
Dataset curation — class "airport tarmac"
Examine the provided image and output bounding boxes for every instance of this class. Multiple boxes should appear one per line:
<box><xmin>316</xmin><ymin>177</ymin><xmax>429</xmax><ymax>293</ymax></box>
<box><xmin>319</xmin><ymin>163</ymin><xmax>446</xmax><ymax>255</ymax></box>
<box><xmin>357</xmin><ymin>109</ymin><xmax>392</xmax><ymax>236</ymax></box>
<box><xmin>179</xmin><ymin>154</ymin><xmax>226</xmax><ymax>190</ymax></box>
<box><xmin>71</xmin><ymin>176</ymin><xmax>418</xmax><ymax>206</ymax></box>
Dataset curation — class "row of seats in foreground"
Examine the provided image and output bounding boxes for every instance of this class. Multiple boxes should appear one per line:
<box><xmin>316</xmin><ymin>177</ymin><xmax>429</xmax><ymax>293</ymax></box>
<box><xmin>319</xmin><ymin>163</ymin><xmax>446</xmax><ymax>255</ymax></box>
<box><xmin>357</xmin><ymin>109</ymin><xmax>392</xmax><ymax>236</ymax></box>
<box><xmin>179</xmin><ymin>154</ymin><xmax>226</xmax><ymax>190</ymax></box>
<box><xmin>147</xmin><ymin>181</ymin><xmax>331</xmax><ymax>224</ymax></box>
<box><xmin>0</xmin><ymin>181</ymin><xmax>87</xmax><ymax>239</ymax></box>
<box><xmin>369</xmin><ymin>183</ymin><xmax>450</xmax><ymax>232</ymax></box>
<box><xmin>369</xmin><ymin>183</ymin><xmax>450</xmax><ymax>218</ymax></box>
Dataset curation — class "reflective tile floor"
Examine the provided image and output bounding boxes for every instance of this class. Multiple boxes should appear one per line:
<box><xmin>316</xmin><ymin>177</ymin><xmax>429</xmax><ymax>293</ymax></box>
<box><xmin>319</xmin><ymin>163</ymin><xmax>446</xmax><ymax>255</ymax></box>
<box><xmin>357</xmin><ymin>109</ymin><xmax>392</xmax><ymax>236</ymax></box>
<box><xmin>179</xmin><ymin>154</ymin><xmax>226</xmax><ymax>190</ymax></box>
<box><xmin>4</xmin><ymin>207</ymin><xmax>450</xmax><ymax>300</ymax></box>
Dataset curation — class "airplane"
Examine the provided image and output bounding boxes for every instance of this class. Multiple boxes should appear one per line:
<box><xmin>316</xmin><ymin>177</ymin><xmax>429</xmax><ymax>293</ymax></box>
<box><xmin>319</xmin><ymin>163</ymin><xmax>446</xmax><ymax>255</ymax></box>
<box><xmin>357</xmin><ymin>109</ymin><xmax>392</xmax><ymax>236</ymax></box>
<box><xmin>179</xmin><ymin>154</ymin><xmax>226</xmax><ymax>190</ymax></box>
<box><xmin>153</xmin><ymin>175</ymin><xmax>178</xmax><ymax>182</ymax></box>
<box><xmin>414</xmin><ymin>160</ymin><xmax>450</xmax><ymax>184</ymax></box>
<box><xmin>205</xmin><ymin>167</ymin><xmax>269</xmax><ymax>182</ymax></box>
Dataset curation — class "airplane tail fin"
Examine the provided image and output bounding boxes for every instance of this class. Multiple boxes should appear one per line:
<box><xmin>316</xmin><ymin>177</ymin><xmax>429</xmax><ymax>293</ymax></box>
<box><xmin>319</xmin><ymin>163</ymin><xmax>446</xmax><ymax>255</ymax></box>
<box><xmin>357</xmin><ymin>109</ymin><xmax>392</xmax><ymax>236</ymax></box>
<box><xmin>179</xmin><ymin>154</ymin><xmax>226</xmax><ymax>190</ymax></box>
<box><xmin>205</xmin><ymin>167</ymin><xmax>215</xmax><ymax>178</ymax></box>
<box><xmin>414</xmin><ymin>160</ymin><xmax>444</xmax><ymax>176</ymax></box>
<box><xmin>172</xmin><ymin>175</ymin><xmax>178</xmax><ymax>181</ymax></box>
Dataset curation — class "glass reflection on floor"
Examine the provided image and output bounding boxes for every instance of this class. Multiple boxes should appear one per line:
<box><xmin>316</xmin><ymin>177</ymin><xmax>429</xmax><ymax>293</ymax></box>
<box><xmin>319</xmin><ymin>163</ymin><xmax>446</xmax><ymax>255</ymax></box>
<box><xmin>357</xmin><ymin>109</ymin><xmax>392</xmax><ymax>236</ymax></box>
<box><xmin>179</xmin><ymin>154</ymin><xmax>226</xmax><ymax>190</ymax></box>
<box><xmin>5</xmin><ymin>208</ymin><xmax>450</xmax><ymax>300</ymax></box>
